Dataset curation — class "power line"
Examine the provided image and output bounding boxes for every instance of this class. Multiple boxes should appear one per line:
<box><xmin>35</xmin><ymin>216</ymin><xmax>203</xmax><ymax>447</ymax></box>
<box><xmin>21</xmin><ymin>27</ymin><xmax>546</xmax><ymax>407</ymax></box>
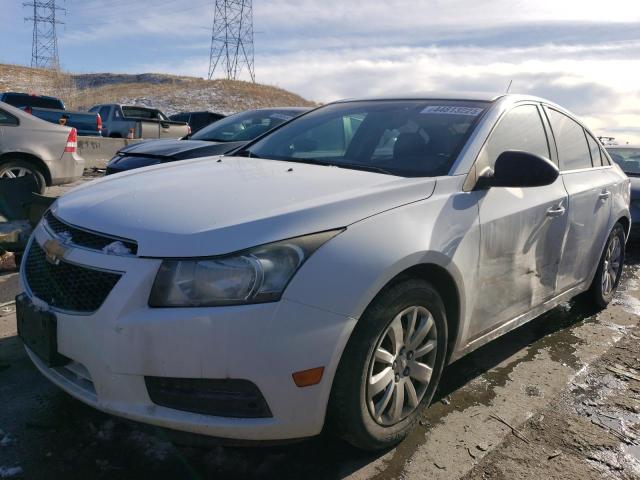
<box><xmin>208</xmin><ymin>0</ymin><xmax>255</xmax><ymax>82</ymax></box>
<box><xmin>24</xmin><ymin>0</ymin><xmax>65</xmax><ymax>69</ymax></box>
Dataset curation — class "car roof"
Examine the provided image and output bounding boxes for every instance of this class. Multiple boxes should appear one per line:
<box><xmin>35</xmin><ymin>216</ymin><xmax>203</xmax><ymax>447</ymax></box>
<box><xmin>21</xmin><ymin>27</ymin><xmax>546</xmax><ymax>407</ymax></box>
<box><xmin>331</xmin><ymin>92</ymin><xmax>556</xmax><ymax>104</ymax></box>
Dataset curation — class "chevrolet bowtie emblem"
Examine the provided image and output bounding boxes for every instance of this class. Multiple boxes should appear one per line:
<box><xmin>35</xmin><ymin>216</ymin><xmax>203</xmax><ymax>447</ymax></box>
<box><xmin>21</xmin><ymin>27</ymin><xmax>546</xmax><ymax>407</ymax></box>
<box><xmin>43</xmin><ymin>239</ymin><xmax>67</xmax><ymax>265</ymax></box>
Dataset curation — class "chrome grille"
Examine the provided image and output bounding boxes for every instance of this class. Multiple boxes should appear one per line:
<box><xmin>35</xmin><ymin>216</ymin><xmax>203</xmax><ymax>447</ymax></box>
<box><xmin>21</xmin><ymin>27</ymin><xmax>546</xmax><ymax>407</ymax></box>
<box><xmin>24</xmin><ymin>241</ymin><xmax>122</xmax><ymax>313</ymax></box>
<box><xmin>44</xmin><ymin>210</ymin><xmax>138</xmax><ymax>255</ymax></box>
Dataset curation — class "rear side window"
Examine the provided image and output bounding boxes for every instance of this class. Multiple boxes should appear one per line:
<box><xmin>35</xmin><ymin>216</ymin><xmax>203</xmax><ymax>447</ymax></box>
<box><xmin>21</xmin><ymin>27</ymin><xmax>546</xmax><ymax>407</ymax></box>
<box><xmin>585</xmin><ymin>133</ymin><xmax>603</xmax><ymax>167</ymax></box>
<box><xmin>547</xmin><ymin>109</ymin><xmax>592</xmax><ymax>171</ymax></box>
<box><xmin>476</xmin><ymin>104</ymin><xmax>550</xmax><ymax>172</ymax></box>
<box><xmin>0</xmin><ymin>109</ymin><xmax>18</xmax><ymax>126</ymax></box>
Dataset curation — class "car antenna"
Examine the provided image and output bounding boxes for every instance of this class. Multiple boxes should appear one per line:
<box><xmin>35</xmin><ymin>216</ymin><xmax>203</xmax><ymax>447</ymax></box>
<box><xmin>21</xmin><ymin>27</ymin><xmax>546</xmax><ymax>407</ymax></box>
<box><xmin>505</xmin><ymin>80</ymin><xmax>513</xmax><ymax>93</ymax></box>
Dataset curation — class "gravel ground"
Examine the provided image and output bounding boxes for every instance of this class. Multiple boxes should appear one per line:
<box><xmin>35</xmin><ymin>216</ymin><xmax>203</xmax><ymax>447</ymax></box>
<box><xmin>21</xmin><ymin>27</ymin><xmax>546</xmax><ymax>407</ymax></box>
<box><xmin>0</xmin><ymin>177</ymin><xmax>638</xmax><ymax>479</ymax></box>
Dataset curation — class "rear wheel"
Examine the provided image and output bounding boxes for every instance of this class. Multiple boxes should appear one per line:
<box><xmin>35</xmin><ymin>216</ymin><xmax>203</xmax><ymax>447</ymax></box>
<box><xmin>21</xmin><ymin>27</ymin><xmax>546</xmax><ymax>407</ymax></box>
<box><xmin>329</xmin><ymin>278</ymin><xmax>448</xmax><ymax>450</ymax></box>
<box><xmin>588</xmin><ymin>222</ymin><xmax>625</xmax><ymax>308</ymax></box>
<box><xmin>0</xmin><ymin>160</ymin><xmax>46</xmax><ymax>194</ymax></box>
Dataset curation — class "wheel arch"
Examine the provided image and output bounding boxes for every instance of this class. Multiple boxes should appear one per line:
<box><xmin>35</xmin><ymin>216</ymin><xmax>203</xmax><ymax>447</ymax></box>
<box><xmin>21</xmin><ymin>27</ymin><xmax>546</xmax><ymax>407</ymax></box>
<box><xmin>0</xmin><ymin>152</ymin><xmax>52</xmax><ymax>186</ymax></box>
<box><xmin>617</xmin><ymin>215</ymin><xmax>631</xmax><ymax>240</ymax></box>
<box><xmin>389</xmin><ymin>263</ymin><xmax>461</xmax><ymax>364</ymax></box>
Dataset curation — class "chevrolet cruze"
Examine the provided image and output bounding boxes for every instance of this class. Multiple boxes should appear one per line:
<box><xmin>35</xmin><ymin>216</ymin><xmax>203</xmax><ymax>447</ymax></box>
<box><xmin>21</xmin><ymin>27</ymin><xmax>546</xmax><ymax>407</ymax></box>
<box><xmin>17</xmin><ymin>93</ymin><xmax>630</xmax><ymax>450</ymax></box>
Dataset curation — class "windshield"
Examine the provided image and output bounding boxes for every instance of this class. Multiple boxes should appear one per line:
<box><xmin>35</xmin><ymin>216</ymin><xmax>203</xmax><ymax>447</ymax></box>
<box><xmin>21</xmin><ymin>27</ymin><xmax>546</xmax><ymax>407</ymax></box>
<box><xmin>242</xmin><ymin>100</ymin><xmax>488</xmax><ymax>177</ymax></box>
<box><xmin>608</xmin><ymin>148</ymin><xmax>640</xmax><ymax>175</ymax></box>
<box><xmin>122</xmin><ymin>106</ymin><xmax>167</xmax><ymax>120</ymax></box>
<box><xmin>191</xmin><ymin>109</ymin><xmax>302</xmax><ymax>142</ymax></box>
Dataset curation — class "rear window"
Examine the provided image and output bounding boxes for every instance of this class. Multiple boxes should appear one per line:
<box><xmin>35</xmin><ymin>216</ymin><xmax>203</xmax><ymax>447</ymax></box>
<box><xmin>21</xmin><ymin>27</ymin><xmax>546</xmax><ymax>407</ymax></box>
<box><xmin>607</xmin><ymin>148</ymin><xmax>640</xmax><ymax>175</ymax></box>
<box><xmin>244</xmin><ymin>100</ymin><xmax>488</xmax><ymax>177</ymax></box>
<box><xmin>0</xmin><ymin>108</ymin><xmax>18</xmax><ymax>126</ymax></box>
<box><xmin>122</xmin><ymin>107</ymin><xmax>165</xmax><ymax>120</ymax></box>
<box><xmin>2</xmin><ymin>93</ymin><xmax>64</xmax><ymax>110</ymax></box>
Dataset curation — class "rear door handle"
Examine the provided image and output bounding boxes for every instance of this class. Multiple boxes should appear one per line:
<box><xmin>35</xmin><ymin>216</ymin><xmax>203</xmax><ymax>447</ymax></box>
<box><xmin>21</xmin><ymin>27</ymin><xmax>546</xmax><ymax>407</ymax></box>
<box><xmin>546</xmin><ymin>205</ymin><xmax>566</xmax><ymax>218</ymax></box>
<box><xmin>599</xmin><ymin>190</ymin><xmax>611</xmax><ymax>200</ymax></box>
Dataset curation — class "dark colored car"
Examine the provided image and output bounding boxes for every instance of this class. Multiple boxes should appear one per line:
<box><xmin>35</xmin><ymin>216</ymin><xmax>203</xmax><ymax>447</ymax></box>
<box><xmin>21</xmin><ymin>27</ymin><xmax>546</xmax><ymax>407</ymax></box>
<box><xmin>169</xmin><ymin>111</ymin><xmax>226</xmax><ymax>134</ymax></box>
<box><xmin>106</xmin><ymin>107</ymin><xmax>309</xmax><ymax>175</ymax></box>
<box><xmin>607</xmin><ymin>145</ymin><xmax>640</xmax><ymax>236</ymax></box>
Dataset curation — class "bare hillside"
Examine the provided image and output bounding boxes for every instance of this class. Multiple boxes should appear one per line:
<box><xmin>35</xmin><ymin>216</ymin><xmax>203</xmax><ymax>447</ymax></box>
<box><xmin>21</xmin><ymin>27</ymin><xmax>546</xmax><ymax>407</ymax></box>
<box><xmin>0</xmin><ymin>63</ymin><xmax>315</xmax><ymax>115</ymax></box>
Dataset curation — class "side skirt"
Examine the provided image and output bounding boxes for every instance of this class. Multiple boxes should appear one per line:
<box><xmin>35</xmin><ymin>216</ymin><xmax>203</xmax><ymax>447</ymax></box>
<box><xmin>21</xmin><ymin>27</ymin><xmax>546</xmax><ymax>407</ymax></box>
<box><xmin>448</xmin><ymin>282</ymin><xmax>587</xmax><ymax>364</ymax></box>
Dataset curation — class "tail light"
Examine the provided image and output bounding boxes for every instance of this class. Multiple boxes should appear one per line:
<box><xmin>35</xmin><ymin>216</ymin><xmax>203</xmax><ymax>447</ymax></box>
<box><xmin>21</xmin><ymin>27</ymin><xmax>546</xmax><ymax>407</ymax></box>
<box><xmin>187</xmin><ymin>125</ymin><xmax>192</xmax><ymax>136</ymax></box>
<box><xmin>64</xmin><ymin>128</ymin><xmax>78</xmax><ymax>153</ymax></box>
<box><xmin>24</xmin><ymin>106</ymin><xmax>32</xmax><ymax>114</ymax></box>
<box><xmin>96</xmin><ymin>114</ymin><xmax>102</xmax><ymax>133</ymax></box>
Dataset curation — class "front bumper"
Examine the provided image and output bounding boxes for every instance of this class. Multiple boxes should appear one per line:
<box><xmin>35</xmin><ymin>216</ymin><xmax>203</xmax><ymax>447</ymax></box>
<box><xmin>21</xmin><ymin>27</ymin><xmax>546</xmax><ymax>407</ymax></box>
<box><xmin>20</xmin><ymin>224</ymin><xmax>356</xmax><ymax>441</ymax></box>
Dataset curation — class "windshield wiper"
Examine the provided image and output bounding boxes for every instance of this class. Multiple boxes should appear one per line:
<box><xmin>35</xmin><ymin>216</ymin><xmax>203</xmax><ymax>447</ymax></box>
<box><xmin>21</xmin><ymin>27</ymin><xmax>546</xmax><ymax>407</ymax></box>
<box><xmin>332</xmin><ymin>162</ymin><xmax>394</xmax><ymax>175</ymax></box>
<box><xmin>234</xmin><ymin>150</ymin><xmax>263</xmax><ymax>159</ymax></box>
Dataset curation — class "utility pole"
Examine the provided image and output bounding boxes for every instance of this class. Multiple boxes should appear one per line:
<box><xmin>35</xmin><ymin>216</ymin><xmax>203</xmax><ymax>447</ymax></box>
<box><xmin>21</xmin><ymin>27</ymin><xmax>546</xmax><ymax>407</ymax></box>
<box><xmin>208</xmin><ymin>0</ymin><xmax>255</xmax><ymax>82</ymax></box>
<box><xmin>24</xmin><ymin>0</ymin><xmax>65</xmax><ymax>70</ymax></box>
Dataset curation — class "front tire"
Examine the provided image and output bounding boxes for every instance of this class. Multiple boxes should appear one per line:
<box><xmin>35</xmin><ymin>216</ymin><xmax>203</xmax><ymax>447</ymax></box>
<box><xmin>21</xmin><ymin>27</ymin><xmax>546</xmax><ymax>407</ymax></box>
<box><xmin>588</xmin><ymin>222</ymin><xmax>625</xmax><ymax>308</ymax></box>
<box><xmin>329</xmin><ymin>278</ymin><xmax>448</xmax><ymax>451</ymax></box>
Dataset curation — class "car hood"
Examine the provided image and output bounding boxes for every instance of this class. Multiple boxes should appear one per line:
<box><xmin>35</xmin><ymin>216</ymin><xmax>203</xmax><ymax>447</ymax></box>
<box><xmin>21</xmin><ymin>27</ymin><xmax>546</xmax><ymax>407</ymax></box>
<box><xmin>53</xmin><ymin>156</ymin><xmax>437</xmax><ymax>257</ymax></box>
<box><xmin>118</xmin><ymin>139</ymin><xmax>247</xmax><ymax>159</ymax></box>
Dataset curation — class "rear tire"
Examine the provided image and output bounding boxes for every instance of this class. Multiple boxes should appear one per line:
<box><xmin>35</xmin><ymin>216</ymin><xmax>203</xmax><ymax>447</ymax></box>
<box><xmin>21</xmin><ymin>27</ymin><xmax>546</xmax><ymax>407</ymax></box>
<box><xmin>328</xmin><ymin>278</ymin><xmax>448</xmax><ymax>451</ymax></box>
<box><xmin>0</xmin><ymin>160</ymin><xmax>46</xmax><ymax>194</ymax></box>
<box><xmin>587</xmin><ymin>222</ymin><xmax>625</xmax><ymax>309</ymax></box>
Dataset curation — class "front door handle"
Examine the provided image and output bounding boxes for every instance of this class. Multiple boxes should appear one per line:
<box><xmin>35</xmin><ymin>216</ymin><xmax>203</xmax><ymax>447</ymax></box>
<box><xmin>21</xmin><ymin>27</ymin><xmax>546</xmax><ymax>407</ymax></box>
<box><xmin>599</xmin><ymin>190</ymin><xmax>611</xmax><ymax>200</ymax></box>
<box><xmin>546</xmin><ymin>205</ymin><xmax>566</xmax><ymax>218</ymax></box>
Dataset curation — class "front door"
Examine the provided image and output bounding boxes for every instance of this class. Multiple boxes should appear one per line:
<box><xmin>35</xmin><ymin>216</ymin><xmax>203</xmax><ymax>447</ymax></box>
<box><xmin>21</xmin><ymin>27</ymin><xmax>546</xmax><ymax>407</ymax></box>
<box><xmin>470</xmin><ymin>104</ymin><xmax>568</xmax><ymax>340</ymax></box>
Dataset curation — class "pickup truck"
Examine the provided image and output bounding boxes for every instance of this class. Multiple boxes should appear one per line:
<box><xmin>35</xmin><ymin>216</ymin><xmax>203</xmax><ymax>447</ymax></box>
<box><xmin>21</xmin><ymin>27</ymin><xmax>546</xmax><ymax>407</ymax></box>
<box><xmin>0</xmin><ymin>92</ymin><xmax>102</xmax><ymax>137</ymax></box>
<box><xmin>90</xmin><ymin>104</ymin><xmax>190</xmax><ymax>139</ymax></box>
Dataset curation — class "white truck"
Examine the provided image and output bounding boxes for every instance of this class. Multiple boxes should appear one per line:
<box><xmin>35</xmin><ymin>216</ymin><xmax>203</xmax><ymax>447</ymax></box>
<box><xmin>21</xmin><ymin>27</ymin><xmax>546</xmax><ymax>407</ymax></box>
<box><xmin>89</xmin><ymin>104</ymin><xmax>189</xmax><ymax>139</ymax></box>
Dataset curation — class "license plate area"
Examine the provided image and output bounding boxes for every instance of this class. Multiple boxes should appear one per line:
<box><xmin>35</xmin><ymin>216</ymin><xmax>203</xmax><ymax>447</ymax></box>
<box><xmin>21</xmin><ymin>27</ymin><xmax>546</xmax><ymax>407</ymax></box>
<box><xmin>16</xmin><ymin>293</ymin><xmax>69</xmax><ymax>367</ymax></box>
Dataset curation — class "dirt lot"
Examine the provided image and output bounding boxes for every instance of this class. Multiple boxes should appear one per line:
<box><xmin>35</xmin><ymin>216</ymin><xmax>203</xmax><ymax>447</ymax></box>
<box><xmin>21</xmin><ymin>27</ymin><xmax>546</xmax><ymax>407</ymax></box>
<box><xmin>0</xmin><ymin>182</ymin><xmax>638</xmax><ymax>479</ymax></box>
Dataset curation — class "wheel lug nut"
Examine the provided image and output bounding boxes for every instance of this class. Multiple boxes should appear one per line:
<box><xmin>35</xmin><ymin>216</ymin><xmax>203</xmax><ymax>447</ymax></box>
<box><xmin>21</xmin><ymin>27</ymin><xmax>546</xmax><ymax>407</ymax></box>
<box><xmin>392</xmin><ymin>361</ymin><xmax>397</xmax><ymax>369</ymax></box>
<box><xmin>395</xmin><ymin>374</ymin><xmax>400</xmax><ymax>382</ymax></box>
<box><xmin>403</xmin><ymin>367</ymin><xmax>410</xmax><ymax>376</ymax></box>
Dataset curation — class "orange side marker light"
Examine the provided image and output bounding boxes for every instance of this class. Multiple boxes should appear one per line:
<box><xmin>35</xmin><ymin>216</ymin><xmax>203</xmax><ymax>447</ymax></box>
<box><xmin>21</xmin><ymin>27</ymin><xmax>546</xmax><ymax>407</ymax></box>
<box><xmin>292</xmin><ymin>367</ymin><xmax>324</xmax><ymax>387</ymax></box>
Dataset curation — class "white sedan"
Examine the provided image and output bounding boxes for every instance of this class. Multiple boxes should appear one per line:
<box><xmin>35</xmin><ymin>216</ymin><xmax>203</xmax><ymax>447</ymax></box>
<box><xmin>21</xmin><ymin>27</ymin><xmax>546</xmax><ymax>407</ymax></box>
<box><xmin>17</xmin><ymin>93</ymin><xmax>630</xmax><ymax>450</ymax></box>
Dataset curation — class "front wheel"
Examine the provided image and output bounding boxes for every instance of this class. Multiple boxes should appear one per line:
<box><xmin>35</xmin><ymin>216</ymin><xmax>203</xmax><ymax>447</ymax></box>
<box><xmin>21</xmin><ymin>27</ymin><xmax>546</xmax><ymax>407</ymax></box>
<box><xmin>588</xmin><ymin>222</ymin><xmax>626</xmax><ymax>308</ymax></box>
<box><xmin>329</xmin><ymin>278</ymin><xmax>448</xmax><ymax>451</ymax></box>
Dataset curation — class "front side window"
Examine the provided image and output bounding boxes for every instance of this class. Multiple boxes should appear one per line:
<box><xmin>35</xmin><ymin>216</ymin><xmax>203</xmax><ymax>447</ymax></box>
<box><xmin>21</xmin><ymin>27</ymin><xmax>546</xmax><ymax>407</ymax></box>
<box><xmin>243</xmin><ymin>101</ymin><xmax>488</xmax><ymax>177</ymax></box>
<box><xmin>547</xmin><ymin>109</ymin><xmax>592</xmax><ymax>171</ymax></box>
<box><xmin>476</xmin><ymin>104</ymin><xmax>550</xmax><ymax>173</ymax></box>
<box><xmin>0</xmin><ymin>109</ymin><xmax>18</xmax><ymax>126</ymax></box>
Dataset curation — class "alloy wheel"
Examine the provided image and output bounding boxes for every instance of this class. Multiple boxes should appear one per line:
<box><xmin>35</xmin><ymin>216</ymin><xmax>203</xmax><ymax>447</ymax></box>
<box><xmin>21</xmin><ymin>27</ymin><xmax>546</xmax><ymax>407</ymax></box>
<box><xmin>366</xmin><ymin>305</ymin><xmax>438</xmax><ymax>426</ymax></box>
<box><xmin>0</xmin><ymin>166</ymin><xmax>33</xmax><ymax>178</ymax></box>
<box><xmin>602</xmin><ymin>234</ymin><xmax>622</xmax><ymax>296</ymax></box>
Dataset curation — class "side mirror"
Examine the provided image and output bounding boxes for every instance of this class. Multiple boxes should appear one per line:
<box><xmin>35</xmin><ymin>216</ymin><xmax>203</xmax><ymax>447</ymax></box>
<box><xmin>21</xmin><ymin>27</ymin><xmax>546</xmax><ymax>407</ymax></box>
<box><xmin>475</xmin><ymin>150</ymin><xmax>559</xmax><ymax>190</ymax></box>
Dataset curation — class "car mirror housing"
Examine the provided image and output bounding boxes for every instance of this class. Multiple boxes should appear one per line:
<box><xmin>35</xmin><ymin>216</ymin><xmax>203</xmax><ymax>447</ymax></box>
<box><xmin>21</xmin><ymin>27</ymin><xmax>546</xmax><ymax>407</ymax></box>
<box><xmin>474</xmin><ymin>150</ymin><xmax>559</xmax><ymax>190</ymax></box>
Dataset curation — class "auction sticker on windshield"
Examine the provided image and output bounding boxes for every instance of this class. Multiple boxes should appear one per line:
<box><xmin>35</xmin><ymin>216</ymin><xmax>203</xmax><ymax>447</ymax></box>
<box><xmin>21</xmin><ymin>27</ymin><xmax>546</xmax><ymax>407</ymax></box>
<box><xmin>421</xmin><ymin>105</ymin><xmax>484</xmax><ymax>116</ymax></box>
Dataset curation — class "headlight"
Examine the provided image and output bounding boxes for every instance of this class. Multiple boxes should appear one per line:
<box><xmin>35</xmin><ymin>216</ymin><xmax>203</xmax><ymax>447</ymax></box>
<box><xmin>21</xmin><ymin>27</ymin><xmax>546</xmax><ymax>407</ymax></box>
<box><xmin>149</xmin><ymin>230</ymin><xmax>342</xmax><ymax>307</ymax></box>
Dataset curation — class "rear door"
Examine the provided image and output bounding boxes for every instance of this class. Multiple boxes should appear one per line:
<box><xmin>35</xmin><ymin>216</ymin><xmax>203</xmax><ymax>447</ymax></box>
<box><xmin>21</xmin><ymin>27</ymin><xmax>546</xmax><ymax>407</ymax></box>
<box><xmin>470</xmin><ymin>103</ymin><xmax>569</xmax><ymax>339</ymax></box>
<box><xmin>545</xmin><ymin>107</ymin><xmax>613</xmax><ymax>292</ymax></box>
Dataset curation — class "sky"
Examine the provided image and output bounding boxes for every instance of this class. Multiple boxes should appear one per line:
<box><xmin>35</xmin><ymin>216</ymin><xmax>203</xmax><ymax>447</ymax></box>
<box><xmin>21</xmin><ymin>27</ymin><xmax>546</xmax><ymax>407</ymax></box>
<box><xmin>1</xmin><ymin>0</ymin><xmax>640</xmax><ymax>143</ymax></box>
